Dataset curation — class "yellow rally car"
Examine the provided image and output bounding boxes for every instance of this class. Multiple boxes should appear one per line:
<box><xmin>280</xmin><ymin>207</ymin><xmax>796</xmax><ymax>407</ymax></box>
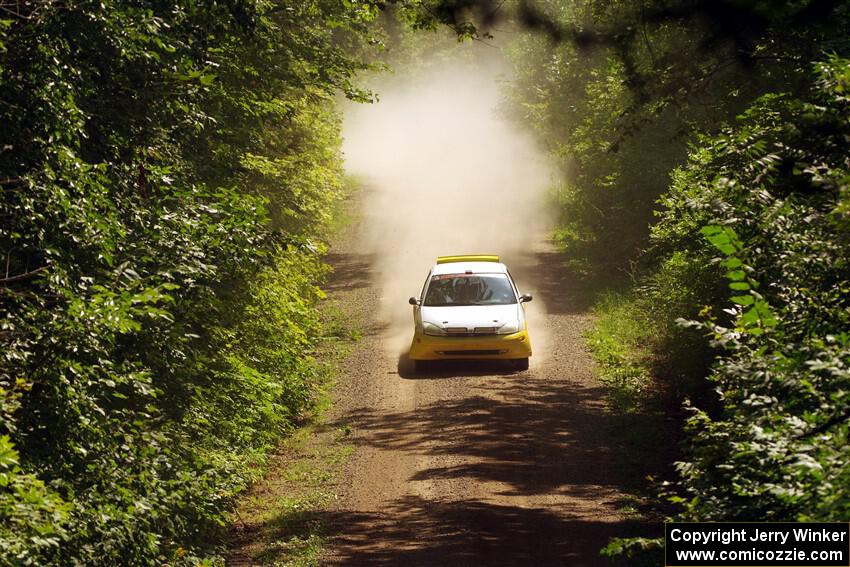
<box><xmin>408</xmin><ymin>255</ymin><xmax>533</xmax><ymax>371</ymax></box>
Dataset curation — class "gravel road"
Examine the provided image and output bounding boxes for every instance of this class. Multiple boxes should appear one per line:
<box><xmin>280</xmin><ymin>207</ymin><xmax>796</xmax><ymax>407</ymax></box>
<box><xmin>315</xmin><ymin>215</ymin><xmax>651</xmax><ymax>566</ymax></box>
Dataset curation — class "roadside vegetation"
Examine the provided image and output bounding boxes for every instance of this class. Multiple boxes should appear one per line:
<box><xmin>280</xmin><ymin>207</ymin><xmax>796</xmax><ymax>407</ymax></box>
<box><xmin>0</xmin><ymin>2</ymin><xmax>378</xmax><ymax>564</ymax></box>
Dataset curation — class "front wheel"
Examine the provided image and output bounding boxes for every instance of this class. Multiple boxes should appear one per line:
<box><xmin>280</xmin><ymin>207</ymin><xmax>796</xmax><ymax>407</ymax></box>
<box><xmin>514</xmin><ymin>358</ymin><xmax>529</xmax><ymax>371</ymax></box>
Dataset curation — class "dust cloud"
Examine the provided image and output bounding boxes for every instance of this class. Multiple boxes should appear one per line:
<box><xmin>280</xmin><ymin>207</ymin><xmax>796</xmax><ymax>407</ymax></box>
<box><xmin>342</xmin><ymin>51</ymin><xmax>555</xmax><ymax>358</ymax></box>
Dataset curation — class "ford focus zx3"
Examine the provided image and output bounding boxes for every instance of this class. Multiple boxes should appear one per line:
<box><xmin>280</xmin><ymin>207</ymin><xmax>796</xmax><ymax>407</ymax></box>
<box><xmin>408</xmin><ymin>255</ymin><xmax>533</xmax><ymax>371</ymax></box>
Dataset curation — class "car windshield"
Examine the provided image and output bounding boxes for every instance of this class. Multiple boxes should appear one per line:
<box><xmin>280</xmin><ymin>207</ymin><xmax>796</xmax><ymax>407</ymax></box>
<box><xmin>423</xmin><ymin>273</ymin><xmax>517</xmax><ymax>306</ymax></box>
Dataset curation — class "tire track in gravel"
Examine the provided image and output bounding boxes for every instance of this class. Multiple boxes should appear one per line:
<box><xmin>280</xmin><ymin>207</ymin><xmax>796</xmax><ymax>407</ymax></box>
<box><xmin>316</xmin><ymin>212</ymin><xmax>657</xmax><ymax>566</ymax></box>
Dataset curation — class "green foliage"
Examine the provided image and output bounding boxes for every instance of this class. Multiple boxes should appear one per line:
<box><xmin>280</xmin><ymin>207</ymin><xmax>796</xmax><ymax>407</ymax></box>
<box><xmin>586</xmin><ymin>293</ymin><xmax>655</xmax><ymax>412</ymax></box>
<box><xmin>587</xmin><ymin>251</ymin><xmax>718</xmax><ymax>409</ymax></box>
<box><xmin>180</xmin><ymin>244</ymin><xmax>332</xmax><ymax>469</ymax></box>
<box><xmin>0</xmin><ymin>436</ymin><xmax>70</xmax><ymax>565</ymax></box>
<box><xmin>699</xmin><ymin>225</ymin><xmax>777</xmax><ymax>334</ymax></box>
<box><xmin>600</xmin><ymin>536</ymin><xmax>662</xmax><ymax>567</ymax></box>
<box><xmin>588</xmin><ymin>51</ymin><xmax>850</xmax><ymax>565</ymax></box>
<box><xmin>594</xmin><ymin>57</ymin><xmax>850</xmax><ymax>565</ymax></box>
<box><xmin>0</xmin><ymin>1</ymin><xmax>378</xmax><ymax>564</ymax></box>
<box><xmin>655</xmin><ymin>55</ymin><xmax>850</xmax><ymax>523</ymax></box>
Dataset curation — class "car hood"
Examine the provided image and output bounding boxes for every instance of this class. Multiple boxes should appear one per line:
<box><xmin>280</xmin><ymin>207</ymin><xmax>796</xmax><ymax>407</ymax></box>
<box><xmin>420</xmin><ymin>304</ymin><xmax>520</xmax><ymax>332</ymax></box>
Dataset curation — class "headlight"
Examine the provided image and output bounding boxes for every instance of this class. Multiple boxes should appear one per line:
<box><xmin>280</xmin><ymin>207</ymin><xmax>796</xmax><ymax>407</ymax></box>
<box><xmin>423</xmin><ymin>322</ymin><xmax>447</xmax><ymax>336</ymax></box>
<box><xmin>497</xmin><ymin>322</ymin><xmax>520</xmax><ymax>335</ymax></box>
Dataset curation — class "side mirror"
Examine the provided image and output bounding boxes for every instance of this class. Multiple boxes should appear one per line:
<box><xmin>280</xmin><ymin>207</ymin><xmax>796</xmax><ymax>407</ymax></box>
<box><xmin>409</xmin><ymin>297</ymin><xmax>420</xmax><ymax>306</ymax></box>
<box><xmin>519</xmin><ymin>293</ymin><xmax>533</xmax><ymax>303</ymax></box>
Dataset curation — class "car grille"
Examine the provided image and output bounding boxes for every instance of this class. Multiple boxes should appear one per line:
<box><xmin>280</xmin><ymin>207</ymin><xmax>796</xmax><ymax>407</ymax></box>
<box><xmin>445</xmin><ymin>326</ymin><xmax>497</xmax><ymax>337</ymax></box>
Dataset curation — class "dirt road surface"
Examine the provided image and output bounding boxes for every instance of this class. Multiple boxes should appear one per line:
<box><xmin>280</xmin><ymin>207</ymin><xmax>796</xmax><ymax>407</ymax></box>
<box><xmin>312</xmin><ymin>215</ymin><xmax>653</xmax><ymax>566</ymax></box>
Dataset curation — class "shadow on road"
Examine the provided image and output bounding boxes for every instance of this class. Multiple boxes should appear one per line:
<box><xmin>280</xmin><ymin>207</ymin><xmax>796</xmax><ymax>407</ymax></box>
<box><xmin>333</xmin><ymin>376</ymin><xmax>646</xmax><ymax>497</ymax></box>
<box><xmin>324</xmin><ymin>252</ymin><xmax>376</xmax><ymax>292</ymax></box>
<box><xmin>318</xmin><ymin>497</ymin><xmax>647</xmax><ymax>566</ymax></box>
<box><xmin>312</xmin><ymin>369</ymin><xmax>665</xmax><ymax>564</ymax></box>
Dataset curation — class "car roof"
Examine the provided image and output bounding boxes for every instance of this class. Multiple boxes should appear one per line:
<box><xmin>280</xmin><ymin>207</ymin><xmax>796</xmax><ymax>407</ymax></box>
<box><xmin>432</xmin><ymin>261</ymin><xmax>509</xmax><ymax>276</ymax></box>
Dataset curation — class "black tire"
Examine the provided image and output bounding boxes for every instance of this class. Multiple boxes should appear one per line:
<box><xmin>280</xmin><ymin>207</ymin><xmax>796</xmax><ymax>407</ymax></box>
<box><xmin>515</xmin><ymin>358</ymin><xmax>529</xmax><ymax>371</ymax></box>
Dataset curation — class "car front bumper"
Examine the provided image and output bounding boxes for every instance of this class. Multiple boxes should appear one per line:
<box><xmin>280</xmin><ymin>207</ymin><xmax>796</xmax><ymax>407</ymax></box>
<box><xmin>409</xmin><ymin>329</ymin><xmax>532</xmax><ymax>361</ymax></box>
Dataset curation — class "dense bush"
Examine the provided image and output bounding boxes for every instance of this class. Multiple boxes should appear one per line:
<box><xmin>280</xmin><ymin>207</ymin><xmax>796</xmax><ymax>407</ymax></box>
<box><xmin>0</xmin><ymin>1</ymin><xmax>376</xmax><ymax>564</ymax></box>
<box><xmin>657</xmin><ymin>55</ymin><xmax>850</xmax><ymax>522</ymax></box>
<box><xmin>600</xmin><ymin>56</ymin><xmax>850</xmax><ymax>563</ymax></box>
